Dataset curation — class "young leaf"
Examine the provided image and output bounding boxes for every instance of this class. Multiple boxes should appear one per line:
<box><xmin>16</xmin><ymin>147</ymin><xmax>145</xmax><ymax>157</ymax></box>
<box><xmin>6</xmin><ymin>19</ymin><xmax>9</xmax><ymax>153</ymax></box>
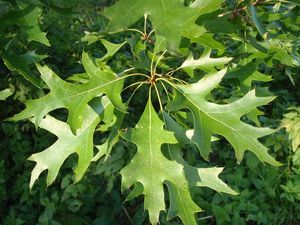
<box><xmin>100</xmin><ymin>39</ymin><xmax>126</xmax><ymax>62</ymax></box>
<box><xmin>180</xmin><ymin>49</ymin><xmax>232</xmax><ymax>74</ymax></box>
<box><xmin>167</xmin><ymin>68</ymin><xmax>281</xmax><ymax>165</ymax></box>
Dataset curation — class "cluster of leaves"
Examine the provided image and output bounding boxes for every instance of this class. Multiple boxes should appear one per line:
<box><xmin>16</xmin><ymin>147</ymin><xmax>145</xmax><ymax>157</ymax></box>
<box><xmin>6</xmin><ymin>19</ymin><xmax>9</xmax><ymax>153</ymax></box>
<box><xmin>279</xmin><ymin>107</ymin><xmax>300</xmax><ymax>204</ymax></box>
<box><xmin>1</xmin><ymin>0</ymin><xmax>300</xmax><ymax>224</ymax></box>
<box><xmin>0</xmin><ymin>0</ymin><xmax>49</xmax><ymax>88</ymax></box>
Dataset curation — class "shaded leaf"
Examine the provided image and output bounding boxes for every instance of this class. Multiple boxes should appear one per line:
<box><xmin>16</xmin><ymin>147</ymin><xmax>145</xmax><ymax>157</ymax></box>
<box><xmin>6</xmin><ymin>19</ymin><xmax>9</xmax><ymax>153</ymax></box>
<box><xmin>103</xmin><ymin>0</ymin><xmax>224</xmax><ymax>50</ymax></box>
<box><xmin>1</xmin><ymin>4</ymin><xmax>50</xmax><ymax>46</ymax></box>
<box><xmin>0</xmin><ymin>48</ymin><xmax>47</xmax><ymax>88</ymax></box>
<box><xmin>249</xmin><ymin>5</ymin><xmax>268</xmax><ymax>40</ymax></box>
<box><xmin>191</xmin><ymin>33</ymin><xmax>225</xmax><ymax>54</ymax></box>
<box><xmin>226</xmin><ymin>62</ymin><xmax>272</xmax><ymax>93</ymax></box>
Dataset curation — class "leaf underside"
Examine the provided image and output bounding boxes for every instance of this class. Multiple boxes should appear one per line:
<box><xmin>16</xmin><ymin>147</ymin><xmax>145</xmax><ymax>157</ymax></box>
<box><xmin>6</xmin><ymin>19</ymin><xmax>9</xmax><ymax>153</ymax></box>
<box><xmin>28</xmin><ymin>96</ymin><xmax>113</xmax><ymax>188</ymax></box>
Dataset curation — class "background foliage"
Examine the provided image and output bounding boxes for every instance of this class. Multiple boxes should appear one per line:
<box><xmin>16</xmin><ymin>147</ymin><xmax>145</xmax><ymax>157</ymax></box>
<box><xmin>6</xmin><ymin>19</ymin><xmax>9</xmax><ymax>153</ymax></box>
<box><xmin>1</xmin><ymin>0</ymin><xmax>300</xmax><ymax>224</ymax></box>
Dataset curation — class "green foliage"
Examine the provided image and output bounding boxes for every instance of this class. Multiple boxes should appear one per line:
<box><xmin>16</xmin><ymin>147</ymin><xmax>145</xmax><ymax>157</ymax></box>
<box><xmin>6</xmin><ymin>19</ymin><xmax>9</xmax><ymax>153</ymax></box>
<box><xmin>0</xmin><ymin>2</ymin><xmax>50</xmax><ymax>87</ymax></box>
<box><xmin>9</xmin><ymin>52</ymin><xmax>125</xmax><ymax>131</ymax></box>
<box><xmin>1</xmin><ymin>0</ymin><xmax>300</xmax><ymax>224</ymax></box>
<box><xmin>120</xmin><ymin>96</ymin><xmax>236</xmax><ymax>224</ymax></box>
<box><xmin>103</xmin><ymin>0</ymin><xmax>224</xmax><ymax>50</ymax></box>
<box><xmin>281</xmin><ymin>107</ymin><xmax>300</xmax><ymax>152</ymax></box>
<box><xmin>0</xmin><ymin>88</ymin><xmax>12</xmax><ymax>100</ymax></box>
<box><xmin>166</xmin><ymin>68</ymin><xmax>278</xmax><ymax>165</ymax></box>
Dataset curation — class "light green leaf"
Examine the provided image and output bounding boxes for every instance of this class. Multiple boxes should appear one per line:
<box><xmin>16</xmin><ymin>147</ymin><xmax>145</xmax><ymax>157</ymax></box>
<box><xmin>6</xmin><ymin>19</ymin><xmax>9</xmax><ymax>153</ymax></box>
<box><xmin>100</xmin><ymin>39</ymin><xmax>126</xmax><ymax>62</ymax></box>
<box><xmin>29</xmin><ymin>105</ymin><xmax>99</xmax><ymax>188</ymax></box>
<box><xmin>9</xmin><ymin>52</ymin><xmax>126</xmax><ymax>132</ymax></box>
<box><xmin>246</xmin><ymin>108</ymin><xmax>264</xmax><ymax>126</ymax></box>
<box><xmin>120</xmin><ymin>98</ymin><xmax>177</xmax><ymax>224</ymax></box>
<box><xmin>0</xmin><ymin>88</ymin><xmax>13</xmax><ymax>100</ymax></box>
<box><xmin>81</xmin><ymin>34</ymin><xmax>126</xmax><ymax>61</ymax></box>
<box><xmin>180</xmin><ymin>49</ymin><xmax>232</xmax><ymax>75</ymax></box>
<box><xmin>167</xmin><ymin>68</ymin><xmax>281</xmax><ymax>166</ymax></box>
<box><xmin>163</xmin><ymin>111</ymin><xmax>219</xmax><ymax>146</ymax></box>
<box><xmin>81</xmin><ymin>32</ymin><xmax>102</xmax><ymax>45</ymax></box>
<box><xmin>268</xmin><ymin>40</ymin><xmax>298</xmax><ymax>67</ymax></box>
<box><xmin>165</xmin><ymin>180</ymin><xmax>200</xmax><ymax>225</ymax></box>
<box><xmin>103</xmin><ymin>0</ymin><xmax>224</xmax><ymax>50</ymax></box>
<box><xmin>166</xmin><ymin>145</ymin><xmax>237</xmax><ymax>225</ymax></box>
<box><xmin>120</xmin><ymin>97</ymin><xmax>236</xmax><ymax>224</ymax></box>
<box><xmin>21</xmin><ymin>6</ymin><xmax>50</xmax><ymax>46</ymax></box>
<box><xmin>66</xmin><ymin>73</ymin><xmax>89</xmax><ymax>84</ymax></box>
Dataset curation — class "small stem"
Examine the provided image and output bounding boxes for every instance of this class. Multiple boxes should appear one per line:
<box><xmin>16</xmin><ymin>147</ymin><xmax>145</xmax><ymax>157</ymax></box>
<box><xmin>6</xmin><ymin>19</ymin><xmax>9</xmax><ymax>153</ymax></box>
<box><xmin>122</xmin><ymin>81</ymin><xmax>147</xmax><ymax>93</ymax></box>
<box><xmin>150</xmin><ymin>39</ymin><xmax>165</xmax><ymax>76</ymax></box>
<box><xmin>198</xmin><ymin>216</ymin><xmax>213</xmax><ymax>221</ymax></box>
<box><xmin>125</xmin><ymin>28</ymin><xmax>144</xmax><ymax>36</ymax></box>
<box><xmin>148</xmin><ymin>84</ymin><xmax>152</xmax><ymax>102</ymax></box>
<box><xmin>165</xmin><ymin>69</ymin><xmax>177</xmax><ymax>77</ymax></box>
<box><xmin>155</xmin><ymin>83</ymin><xmax>174</xmax><ymax>160</ymax></box>
<box><xmin>148</xmin><ymin>30</ymin><xmax>155</xmax><ymax>38</ymax></box>
<box><xmin>154</xmin><ymin>84</ymin><xmax>164</xmax><ymax>113</ymax></box>
<box><xmin>156</xmin><ymin>77</ymin><xmax>177</xmax><ymax>90</ymax></box>
<box><xmin>124</xmin><ymin>73</ymin><xmax>150</xmax><ymax>79</ymax></box>
<box><xmin>158</xmin><ymin>76</ymin><xmax>188</xmax><ymax>85</ymax></box>
<box><xmin>121</xmin><ymin>68</ymin><xmax>135</xmax><ymax>73</ymax></box>
<box><xmin>170</xmin><ymin>77</ymin><xmax>189</xmax><ymax>85</ymax></box>
<box><xmin>158</xmin><ymin>80</ymin><xmax>171</xmax><ymax>101</ymax></box>
<box><xmin>127</xmin><ymin>82</ymin><xmax>146</xmax><ymax>103</ymax></box>
<box><xmin>144</xmin><ymin>14</ymin><xmax>148</xmax><ymax>35</ymax></box>
<box><xmin>153</xmin><ymin>50</ymin><xmax>167</xmax><ymax>77</ymax></box>
<box><xmin>122</xmin><ymin>206</ymin><xmax>133</xmax><ymax>224</ymax></box>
